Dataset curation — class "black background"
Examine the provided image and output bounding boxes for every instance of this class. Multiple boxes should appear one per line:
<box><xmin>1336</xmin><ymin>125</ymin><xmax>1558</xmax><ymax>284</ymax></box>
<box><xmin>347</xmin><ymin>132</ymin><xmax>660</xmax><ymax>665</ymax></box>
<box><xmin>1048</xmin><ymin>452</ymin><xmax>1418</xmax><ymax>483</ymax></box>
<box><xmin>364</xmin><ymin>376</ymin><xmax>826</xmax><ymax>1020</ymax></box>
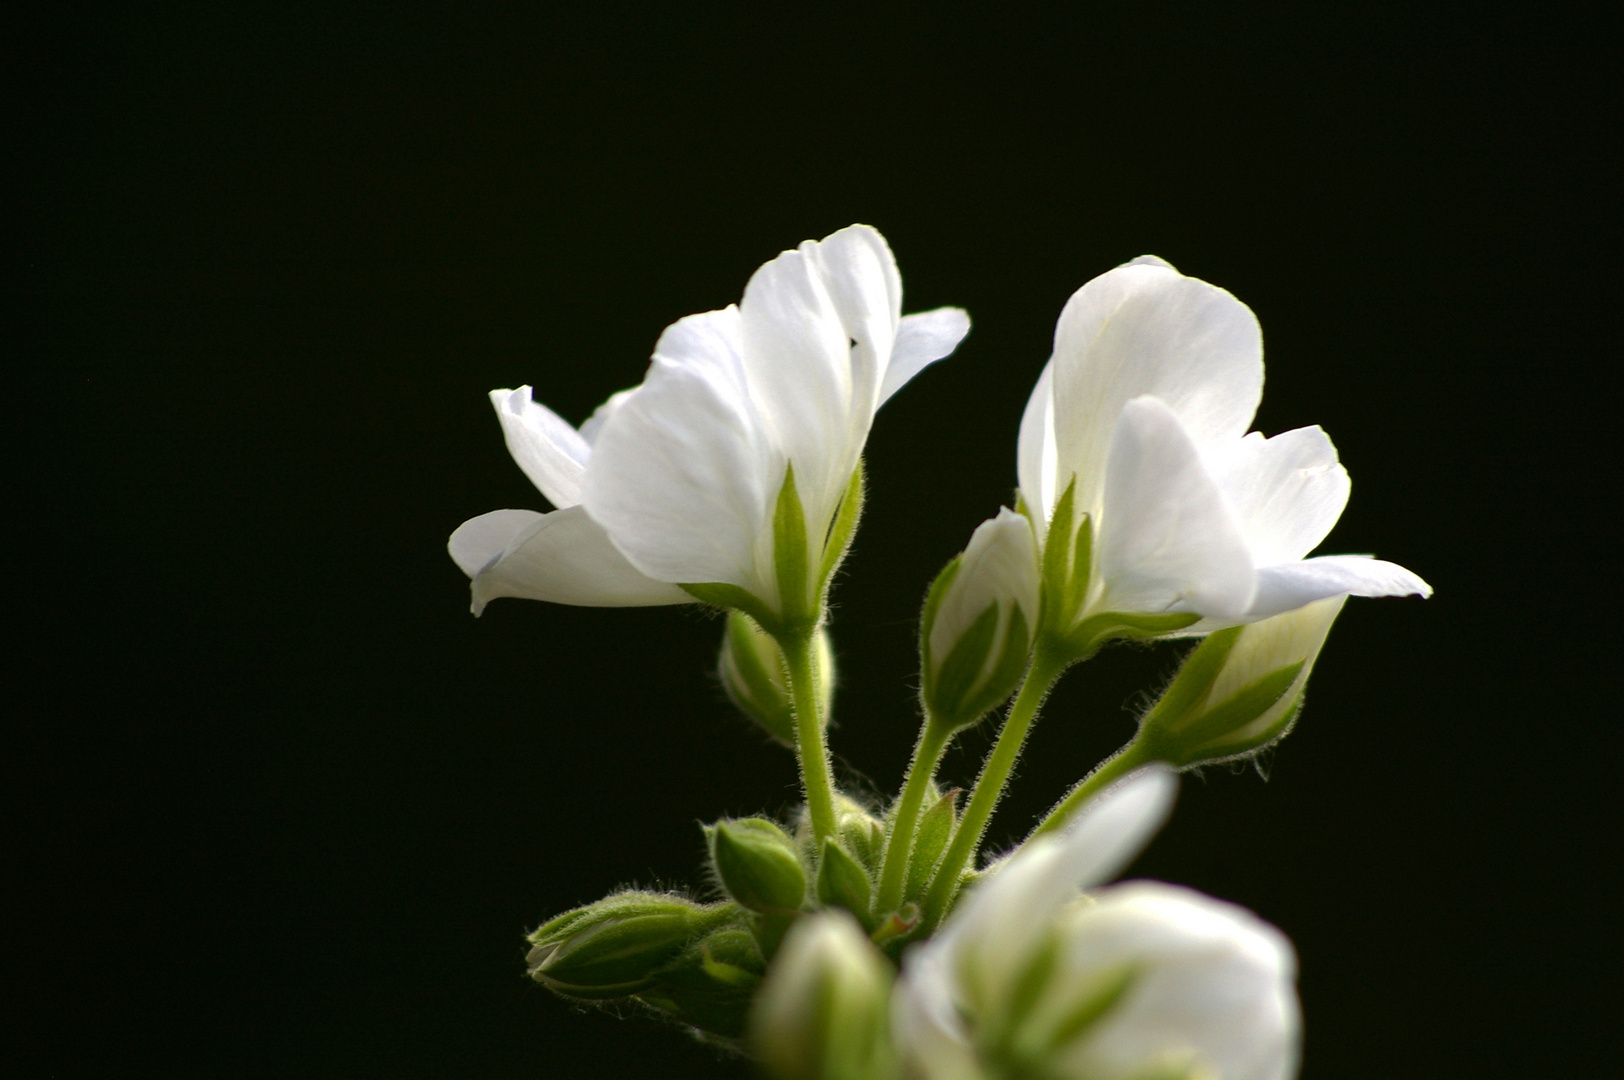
<box><xmin>11</xmin><ymin>3</ymin><xmax>1616</xmax><ymax>1077</ymax></box>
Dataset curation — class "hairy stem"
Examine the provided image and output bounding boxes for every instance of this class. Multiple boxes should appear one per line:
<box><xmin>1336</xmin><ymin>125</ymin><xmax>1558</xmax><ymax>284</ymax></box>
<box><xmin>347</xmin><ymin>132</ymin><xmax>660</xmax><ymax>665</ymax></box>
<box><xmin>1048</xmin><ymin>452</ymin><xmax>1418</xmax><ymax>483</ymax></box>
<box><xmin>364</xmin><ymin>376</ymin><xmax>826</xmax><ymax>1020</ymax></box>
<box><xmin>783</xmin><ymin>629</ymin><xmax>837</xmax><ymax>849</ymax></box>
<box><xmin>919</xmin><ymin>646</ymin><xmax>1068</xmax><ymax>930</ymax></box>
<box><xmin>876</xmin><ymin>721</ymin><xmax>952</xmax><ymax>914</ymax></box>
<box><xmin>1027</xmin><ymin>738</ymin><xmax>1155</xmax><ymax>839</ymax></box>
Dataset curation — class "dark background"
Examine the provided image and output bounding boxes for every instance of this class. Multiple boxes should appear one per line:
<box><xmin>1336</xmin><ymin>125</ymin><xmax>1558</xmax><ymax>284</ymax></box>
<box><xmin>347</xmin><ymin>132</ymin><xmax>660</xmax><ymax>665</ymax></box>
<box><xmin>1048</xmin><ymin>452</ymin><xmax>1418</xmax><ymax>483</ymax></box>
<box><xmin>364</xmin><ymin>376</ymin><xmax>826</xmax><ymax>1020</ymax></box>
<box><xmin>11</xmin><ymin>3</ymin><xmax>1615</xmax><ymax>1077</ymax></box>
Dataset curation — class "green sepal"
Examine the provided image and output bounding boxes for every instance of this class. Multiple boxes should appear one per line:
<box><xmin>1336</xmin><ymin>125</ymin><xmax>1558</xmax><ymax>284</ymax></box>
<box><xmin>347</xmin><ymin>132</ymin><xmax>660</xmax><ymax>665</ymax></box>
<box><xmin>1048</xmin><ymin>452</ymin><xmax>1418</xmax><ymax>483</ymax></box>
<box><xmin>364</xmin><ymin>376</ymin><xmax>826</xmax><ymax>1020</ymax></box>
<box><xmin>928</xmin><ymin>600</ymin><xmax>1000</xmax><ymax>723</ymax></box>
<box><xmin>681</xmin><ymin>581</ymin><xmax>780</xmax><ymax>634</ymax></box>
<box><xmin>1059</xmin><ymin>610</ymin><xmax>1201</xmax><ymax>661</ymax></box>
<box><xmin>772</xmin><ymin>462</ymin><xmax>813</xmax><ymax>631</ymax></box>
<box><xmin>526</xmin><ymin>893</ymin><xmax>737</xmax><ymax>999</ymax></box>
<box><xmin>1040</xmin><ymin>479</ymin><xmax>1080</xmax><ymax>635</ymax></box>
<box><xmin>1036</xmin><ymin>964</ymin><xmax>1137</xmax><ymax>1056</ymax></box>
<box><xmin>1170</xmin><ymin>662</ymin><xmax>1304</xmax><ymax>760</ymax></box>
<box><xmin>918</xmin><ymin>556</ymin><xmax>964</xmax><ymax>698</ymax></box>
<box><xmin>818</xmin><ymin>459</ymin><xmax>865</xmax><ymax>593</ymax></box>
<box><xmin>1139</xmin><ymin>628</ymin><xmax>1242</xmax><ymax>732</ymax></box>
<box><xmin>710</xmin><ymin>819</ymin><xmax>808</xmax><ymax>914</ymax></box>
<box><xmin>817</xmin><ymin>839</ymin><xmax>876</xmax><ymax>928</ymax></box>
<box><xmin>870</xmin><ymin>902</ymin><xmax>921</xmax><ymax>951</ymax></box>
<box><xmin>637</xmin><ymin>927</ymin><xmax>764</xmax><ymax>1039</ymax></box>
<box><xmin>719</xmin><ymin>611</ymin><xmax>796</xmax><ymax>746</ymax></box>
<box><xmin>905</xmin><ymin>790</ymin><xmax>958</xmax><ymax>903</ymax></box>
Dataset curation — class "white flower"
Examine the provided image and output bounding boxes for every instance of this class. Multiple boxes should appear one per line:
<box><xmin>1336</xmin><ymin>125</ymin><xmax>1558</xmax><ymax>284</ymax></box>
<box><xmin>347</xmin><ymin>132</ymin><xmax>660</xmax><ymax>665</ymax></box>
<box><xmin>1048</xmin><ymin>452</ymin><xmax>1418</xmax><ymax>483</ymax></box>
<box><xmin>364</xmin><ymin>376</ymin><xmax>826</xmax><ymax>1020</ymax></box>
<box><xmin>450</xmin><ymin>225</ymin><xmax>970</xmax><ymax>618</ymax></box>
<box><xmin>893</xmin><ymin>768</ymin><xmax>1300</xmax><ymax>1080</ymax></box>
<box><xmin>1018</xmin><ymin>256</ymin><xmax>1429</xmax><ymax>633</ymax></box>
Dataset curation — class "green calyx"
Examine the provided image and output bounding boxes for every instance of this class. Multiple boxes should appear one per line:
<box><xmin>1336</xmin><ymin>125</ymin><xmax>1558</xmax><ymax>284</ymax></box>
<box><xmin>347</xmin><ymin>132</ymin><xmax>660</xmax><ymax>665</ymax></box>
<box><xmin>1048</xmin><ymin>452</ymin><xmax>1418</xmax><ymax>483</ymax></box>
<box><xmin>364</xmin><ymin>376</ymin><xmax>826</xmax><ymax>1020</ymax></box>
<box><xmin>1136</xmin><ymin>626</ymin><xmax>1308</xmax><ymax>767</ymax></box>
<box><xmin>526</xmin><ymin>892</ymin><xmax>739</xmax><ymax>999</ymax></box>
<box><xmin>710</xmin><ymin>818</ymin><xmax>808</xmax><ymax>915</ymax></box>
<box><xmin>636</xmin><ymin>926</ymin><xmax>765</xmax><ymax>1040</ymax></box>
<box><xmin>920</xmin><ymin>559</ymin><xmax>1034</xmax><ymax>733</ymax></box>
<box><xmin>719</xmin><ymin>611</ymin><xmax>835</xmax><ymax>747</ymax></box>
<box><xmin>816</xmin><ymin>839</ymin><xmax>875</xmax><ymax>929</ymax></box>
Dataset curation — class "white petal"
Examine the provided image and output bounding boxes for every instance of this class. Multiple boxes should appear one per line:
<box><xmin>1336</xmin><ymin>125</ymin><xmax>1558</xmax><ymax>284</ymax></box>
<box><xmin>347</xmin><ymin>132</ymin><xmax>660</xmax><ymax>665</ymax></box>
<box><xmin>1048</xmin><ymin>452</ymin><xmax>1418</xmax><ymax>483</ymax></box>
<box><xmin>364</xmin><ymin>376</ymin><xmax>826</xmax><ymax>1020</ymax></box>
<box><xmin>1207</xmin><ymin>426</ymin><xmax>1350</xmax><ymax>567</ymax></box>
<box><xmin>1051</xmin><ymin>260</ymin><xmax>1263</xmax><ymax>522</ymax></box>
<box><xmin>467</xmin><ymin>505</ymin><xmax>691</xmax><ymax>613</ymax></box>
<box><xmin>879</xmin><ymin>307</ymin><xmax>971</xmax><ymax>405</ymax></box>
<box><xmin>449</xmin><ymin>509</ymin><xmax>543</xmax><ymax>578</ymax></box>
<box><xmin>1016</xmin><ymin>360</ymin><xmax>1059</xmax><ymax>527</ymax></box>
<box><xmin>1247</xmin><ymin>555</ymin><xmax>1432</xmax><ymax>620</ymax></box>
<box><xmin>737</xmin><ymin>225</ymin><xmax>898</xmax><ymax>532</ymax></box>
<box><xmin>489</xmin><ymin>387</ymin><xmax>591</xmax><ymax>508</ymax></box>
<box><xmin>576</xmin><ymin>387</ymin><xmax>638</xmax><ymax>446</ymax></box>
<box><xmin>1050</xmin><ymin>883</ymin><xmax>1300</xmax><ymax>1080</ymax></box>
<box><xmin>581</xmin><ymin>309</ymin><xmax>780</xmax><ymax>595</ymax></box>
<box><xmin>892</xmin><ymin>950</ymin><xmax>983</xmax><ymax>1080</ymax></box>
<box><xmin>1051</xmin><ymin>766</ymin><xmax>1179</xmax><ymax>892</ymax></box>
<box><xmin>937</xmin><ymin>768</ymin><xmax>1176</xmax><ymax>1006</ymax></box>
<box><xmin>1096</xmin><ymin>398</ymin><xmax>1257</xmax><ymax>620</ymax></box>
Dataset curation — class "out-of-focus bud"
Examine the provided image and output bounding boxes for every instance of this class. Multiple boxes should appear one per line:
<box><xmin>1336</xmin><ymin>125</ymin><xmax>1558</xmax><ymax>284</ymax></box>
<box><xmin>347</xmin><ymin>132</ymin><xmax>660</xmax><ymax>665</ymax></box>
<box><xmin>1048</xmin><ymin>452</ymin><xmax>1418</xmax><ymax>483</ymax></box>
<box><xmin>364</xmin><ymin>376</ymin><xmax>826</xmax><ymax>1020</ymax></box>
<box><xmin>720</xmin><ymin>611</ymin><xmax>835</xmax><ymax>746</ymax></box>
<box><xmin>710</xmin><ymin>818</ymin><xmax>809</xmax><ymax>914</ymax></box>
<box><xmin>749</xmin><ymin>911</ymin><xmax>897</xmax><ymax>1080</ymax></box>
<box><xmin>637</xmin><ymin>926</ymin><xmax>765</xmax><ymax>1040</ymax></box>
<box><xmin>525</xmin><ymin>891</ymin><xmax>738</xmax><ymax>999</ymax></box>
<box><xmin>921</xmin><ymin>508</ymin><xmax>1041</xmax><ymax>731</ymax></box>
<box><xmin>1138</xmin><ymin>596</ymin><xmax>1346</xmax><ymax>767</ymax></box>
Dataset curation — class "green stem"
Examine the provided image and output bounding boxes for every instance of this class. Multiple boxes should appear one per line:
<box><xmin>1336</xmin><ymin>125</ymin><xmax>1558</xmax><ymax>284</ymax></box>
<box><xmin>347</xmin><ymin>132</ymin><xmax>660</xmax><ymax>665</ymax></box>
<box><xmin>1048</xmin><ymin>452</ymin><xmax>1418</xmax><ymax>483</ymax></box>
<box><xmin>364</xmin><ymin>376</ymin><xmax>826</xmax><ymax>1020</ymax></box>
<box><xmin>1027</xmin><ymin>738</ymin><xmax>1155</xmax><ymax>839</ymax></box>
<box><xmin>876</xmin><ymin>720</ymin><xmax>952</xmax><ymax>915</ymax></box>
<box><xmin>919</xmin><ymin>646</ymin><xmax>1068</xmax><ymax>930</ymax></box>
<box><xmin>783</xmin><ymin>629</ymin><xmax>837</xmax><ymax>849</ymax></box>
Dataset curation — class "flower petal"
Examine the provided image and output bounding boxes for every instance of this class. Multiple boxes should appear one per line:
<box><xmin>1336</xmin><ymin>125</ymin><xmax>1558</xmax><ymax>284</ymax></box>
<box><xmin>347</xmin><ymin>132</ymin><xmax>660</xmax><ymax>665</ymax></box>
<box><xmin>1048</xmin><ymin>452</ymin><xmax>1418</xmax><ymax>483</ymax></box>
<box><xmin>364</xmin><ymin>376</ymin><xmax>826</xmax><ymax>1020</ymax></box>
<box><xmin>1051</xmin><ymin>258</ymin><xmax>1263</xmax><ymax>521</ymax></box>
<box><xmin>1247</xmin><ymin>555</ymin><xmax>1432</xmax><ymax>620</ymax></box>
<box><xmin>576</xmin><ymin>387</ymin><xmax>638</xmax><ymax>446</ymax></box>
<box><xmin>490</xmin><ymin>387</ymin><xmax>592</xmax><ymax>508</ymax></box>
<box><xmin>448</xmin><ymin>509</ymin><xmax>543</xmax><ymax>578</ymax></box>
<box><xmin>1096</xmin><ymin>397</ymin><xmax>1257</xmax><ymax>620</ymax></box>
<box><xmin>1049</xmin><ymin>883</ymin><xmax>1300</xmax><ymax>1080</ymax></box>
<box><xmin>737</xmin><ymin>225</ymin><xmax>899</xmax><ymax>530</ymax></box>
<box><xmin>936</xmin><ymin>769</ymin><xmax>1176</xmax><ymax>1007</ymax></box>
<box><xmin>1017</xmin><ymin>360</ymin><xmax>1059</xmax><ymax>529</ymax></box>
<box><xmin>1208</xmin><ymin>426</ymin><xmax>1350</xmax><ymax>567</ymax></box>
<box><xmin>892</xmin><ymin>950</ymin><xmax>983</xmax><ymax>1080</ymax></box>
<box><xmin>466</xmin><ymin>505</ymin><xmax>691</xmax><ymax>613</ymax></box>
<box><xmin>879</xmin><ymin>307</ymin><xmax>972</xmax><ymax>405</ymax></box>
<box><xmin>581</xmin><ymin>308</ymin><xmax>780</xmax><ymax>595</ymax></box>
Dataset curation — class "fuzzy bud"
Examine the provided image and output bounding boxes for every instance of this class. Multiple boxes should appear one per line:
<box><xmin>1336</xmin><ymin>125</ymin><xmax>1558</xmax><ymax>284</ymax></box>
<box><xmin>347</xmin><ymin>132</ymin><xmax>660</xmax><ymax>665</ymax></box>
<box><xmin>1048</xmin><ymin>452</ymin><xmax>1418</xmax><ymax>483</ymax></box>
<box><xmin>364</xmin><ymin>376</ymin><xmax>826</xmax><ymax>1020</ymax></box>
<box><xmin>719</xmin><ymin>611</ymin><xmax>835</xmax><ymax>746</ymax></box>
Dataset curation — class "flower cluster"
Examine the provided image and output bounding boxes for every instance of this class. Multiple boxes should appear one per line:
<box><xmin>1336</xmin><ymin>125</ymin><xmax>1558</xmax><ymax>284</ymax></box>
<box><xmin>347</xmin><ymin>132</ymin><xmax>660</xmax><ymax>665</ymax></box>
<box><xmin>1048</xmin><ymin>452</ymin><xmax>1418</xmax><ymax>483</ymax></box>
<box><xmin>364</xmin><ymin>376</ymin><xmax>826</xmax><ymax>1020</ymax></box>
<box><xmin>449</xmin><ymin>226</ymin><xmax>1429</xmax><ymax>1078</ymax></box>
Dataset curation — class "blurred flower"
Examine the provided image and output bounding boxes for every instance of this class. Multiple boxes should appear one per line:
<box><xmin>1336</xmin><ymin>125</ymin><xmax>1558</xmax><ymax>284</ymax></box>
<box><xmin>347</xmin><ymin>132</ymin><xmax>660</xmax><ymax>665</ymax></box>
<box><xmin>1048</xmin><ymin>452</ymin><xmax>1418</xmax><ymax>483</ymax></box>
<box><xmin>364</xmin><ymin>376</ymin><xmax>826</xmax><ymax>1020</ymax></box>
<box><xmin>893</xmin><ymin>768</ymin><xmax>1300</xmax><ymax>1080</ymax></box>
<box><xmin>1018</xmin><ymin>256</ymin><xmax>1428</xmax><ymax>642</ymax></box>
<box><xmin>751</xmin><ymin>911</ymin><xmax>896</xmax><ymax>1080</ymax></box>
<box><xmin>451</xmin><ymin>225</ymin><xmax>969</xmax><ymax>618</ymax></box>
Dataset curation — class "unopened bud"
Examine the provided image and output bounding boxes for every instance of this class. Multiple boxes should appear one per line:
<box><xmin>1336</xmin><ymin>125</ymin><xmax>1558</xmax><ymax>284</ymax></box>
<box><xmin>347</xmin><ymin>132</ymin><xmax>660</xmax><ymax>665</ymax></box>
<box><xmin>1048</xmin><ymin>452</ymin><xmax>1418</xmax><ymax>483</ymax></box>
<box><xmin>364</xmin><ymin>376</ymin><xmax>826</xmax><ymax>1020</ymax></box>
<box><xmin>1139</xmin><ymin>596</ymin><xmax>1346</xmax><ymax>766</ymax></box>
<box><xmin>637</xmin><ymin>926</ymin><xmax>765</xmax><ymax>1039</ymax></box>
<box><xmin>710</xmin><ymin>818</ymin><xmax>808</xmax><ymax>914</ymax></box>
<box><xmin>749</xmin><ymin>911</ymin><xmax>896</xmax><ymax>1080</ymax></box>
<box><xmin>525</xmin><ymin>891</ymin><xmax>736</xmax><ymax>999</ymax></box>
<box><xmin>921</xmin><ymin>508</ymin><xmax>1041</xmax><ymax>731</ymax></box>
<box><xmin>719</xmin><ymin>611</ymin><xmax>835</xmax><ymax>746</ymax></box>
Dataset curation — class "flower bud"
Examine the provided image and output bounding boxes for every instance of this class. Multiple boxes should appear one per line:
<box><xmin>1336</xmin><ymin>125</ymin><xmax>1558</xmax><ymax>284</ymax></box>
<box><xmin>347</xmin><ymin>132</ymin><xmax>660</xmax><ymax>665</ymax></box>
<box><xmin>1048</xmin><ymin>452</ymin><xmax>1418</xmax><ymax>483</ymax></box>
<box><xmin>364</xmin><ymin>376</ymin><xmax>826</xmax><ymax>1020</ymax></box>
<box><xmin>719</xmin><ymin>611</ymin><xmax>835</xmax><ymax>746</ymax></box>
<box><xmin>710</xmin><ymin>818</ymin><xmax>808</xmax><ymax>914</ymax></box>
<box><xmin>525</xmin><ymin>891</ymin><xmax>737</xmax><ymax>999</ymax></box>
<box><xmin>1139</xmin><ymin>596</ymin><xmax>1346</xmax><ymax>767</ymax></box>
<box><xmin>637</xmin><ymin>926</ymin><xmax>765</xmax><ymax>1039</ymax></box>
<box><xmin>749</xmin><ymin>911</ymin><xmax>896</xmax><ymax>1080</ymax></box>
<box><xmin>921</xmin><ymin>508</ymin><xmax>1041</xmax><ymax>731</ymax></box>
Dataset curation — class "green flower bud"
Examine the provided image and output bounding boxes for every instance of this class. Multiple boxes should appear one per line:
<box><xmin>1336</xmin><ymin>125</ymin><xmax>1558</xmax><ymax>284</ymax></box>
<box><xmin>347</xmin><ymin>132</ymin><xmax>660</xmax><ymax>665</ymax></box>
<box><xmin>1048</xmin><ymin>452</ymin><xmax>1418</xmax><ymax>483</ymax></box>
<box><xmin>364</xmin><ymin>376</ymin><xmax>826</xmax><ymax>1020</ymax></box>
<box><xmin>710</xmin><ymin>819</ymin><xmax>808</xmax><ymax>914</ymax></box>
<box><xmin>749</xmin><ymin>911</ymin><xmax>897</xmax><ymax>1080</ymax></box>
<box><xmin>719</xmin><ymin>611</ymin><xmax>835</xmax><ymax>746</ymax></box>
<box><xmin>1139</xmin><ymin>596</ymin><xmax>1346</xmax><ymax>766</ymax></box>
<box><xmin>816</xmin><ymin>839</ymin><xmax>875</xmax><ymax>927</ymax></box>
<box><xmin>525</xmin><ymin>891</ymin><xmax>737</xmax><ymax>999</ymax></box>
<box><xmin>921</xmin><ymin>508</ymin><xmax>1041</xmax><ymax>731</ymax></box>
<box><xmin>637</xmin><ymin>926</ymin><xmax>765</xmax><ymax>1039</ymax></box>
<box><xmin>905</xmin><ymin>788</ymin><xmax>959</xmax><ymax>903</ymax></box>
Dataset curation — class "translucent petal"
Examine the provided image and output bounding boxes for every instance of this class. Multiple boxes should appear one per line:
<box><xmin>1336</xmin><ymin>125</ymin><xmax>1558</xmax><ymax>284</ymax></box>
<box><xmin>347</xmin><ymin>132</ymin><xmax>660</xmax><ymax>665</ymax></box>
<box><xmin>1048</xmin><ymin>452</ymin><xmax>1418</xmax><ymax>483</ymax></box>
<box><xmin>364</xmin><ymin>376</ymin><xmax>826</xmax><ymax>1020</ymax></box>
<box><xmin>879</xmin><ymin>307</ymin><xmax>972</xmax><ymax>404</ymax></box>
<box><xmin>489</xmin><ymin>387</ymin><xmax>591</xmax><ymax>508</ymax></box>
